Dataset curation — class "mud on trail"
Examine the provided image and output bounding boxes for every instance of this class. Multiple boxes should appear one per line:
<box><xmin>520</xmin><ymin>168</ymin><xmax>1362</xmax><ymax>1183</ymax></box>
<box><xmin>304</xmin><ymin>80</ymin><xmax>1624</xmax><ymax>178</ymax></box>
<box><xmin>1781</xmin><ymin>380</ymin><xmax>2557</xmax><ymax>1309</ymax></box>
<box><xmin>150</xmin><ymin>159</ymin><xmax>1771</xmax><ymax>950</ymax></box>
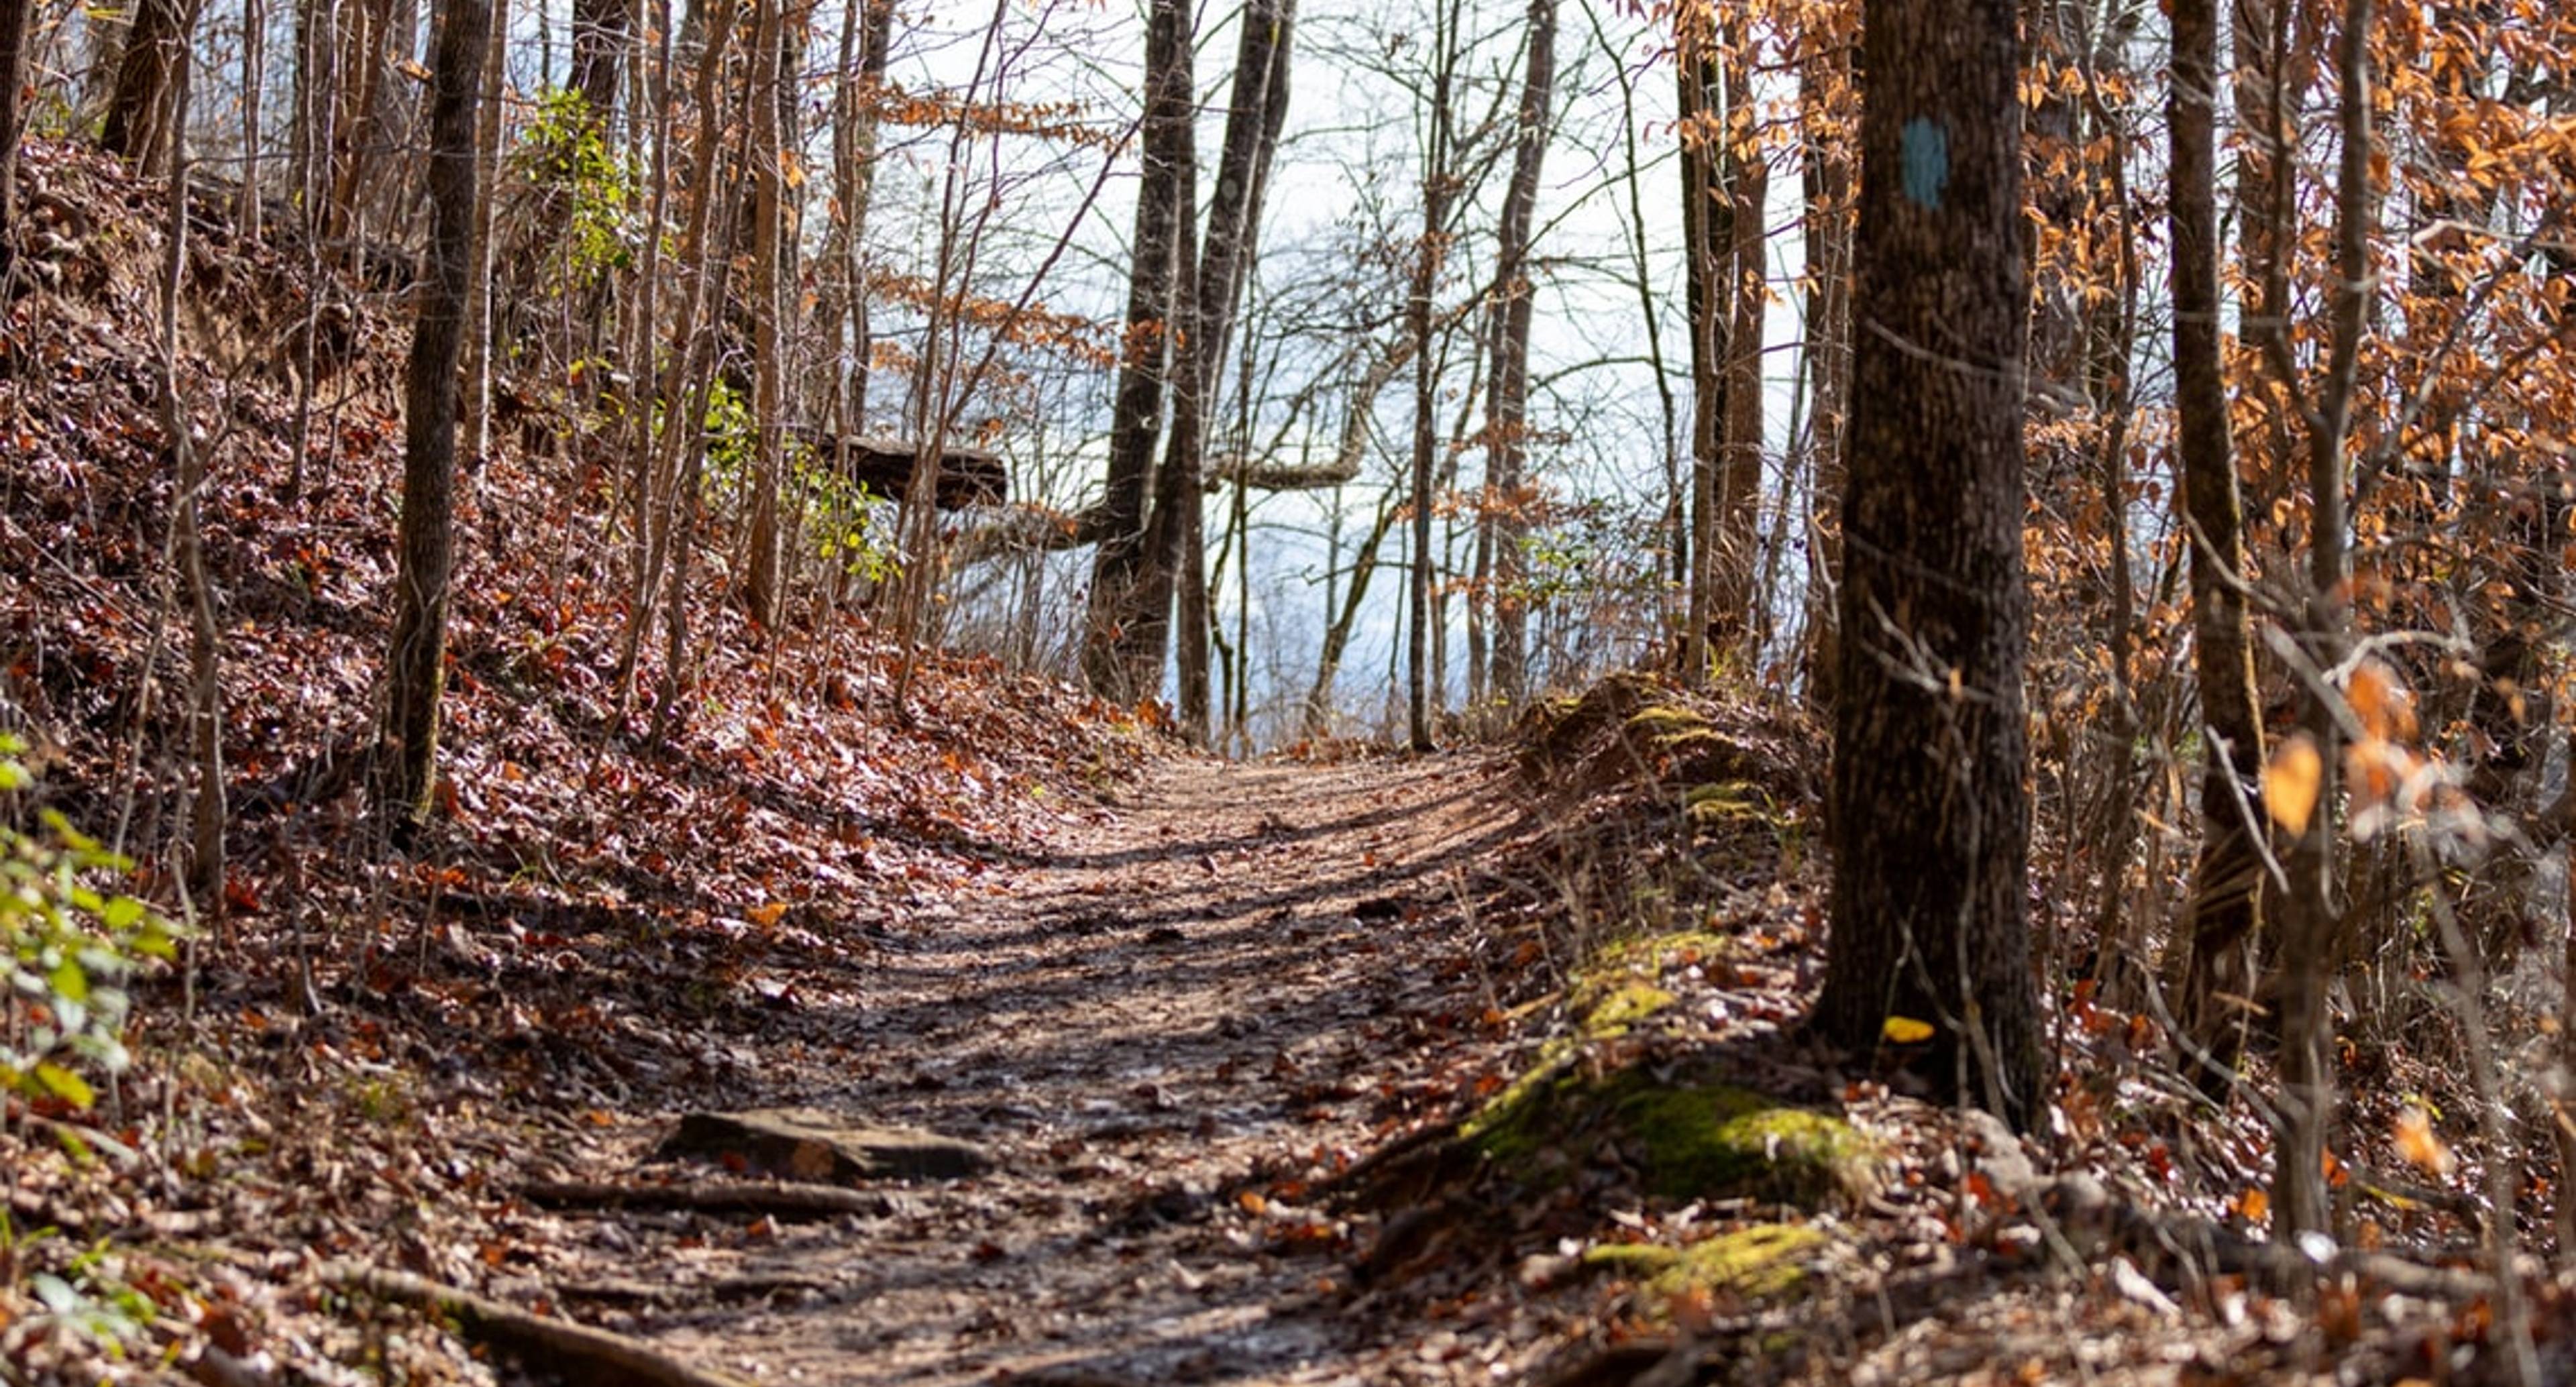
<box><xmin>564</xmin><ymin>752</ymin><xmax>1532</xmax><ymax>1386</ymax></box>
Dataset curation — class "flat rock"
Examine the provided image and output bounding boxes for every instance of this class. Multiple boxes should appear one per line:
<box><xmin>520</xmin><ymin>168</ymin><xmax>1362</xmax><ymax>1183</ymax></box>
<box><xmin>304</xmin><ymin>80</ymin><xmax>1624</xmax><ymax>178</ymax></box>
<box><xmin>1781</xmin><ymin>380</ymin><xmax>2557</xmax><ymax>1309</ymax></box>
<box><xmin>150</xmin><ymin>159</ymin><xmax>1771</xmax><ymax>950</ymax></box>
<box><xmin>654</xmin><ymin>1107</ymin><xmax>991</xmax><ymax>1183</ymax></box>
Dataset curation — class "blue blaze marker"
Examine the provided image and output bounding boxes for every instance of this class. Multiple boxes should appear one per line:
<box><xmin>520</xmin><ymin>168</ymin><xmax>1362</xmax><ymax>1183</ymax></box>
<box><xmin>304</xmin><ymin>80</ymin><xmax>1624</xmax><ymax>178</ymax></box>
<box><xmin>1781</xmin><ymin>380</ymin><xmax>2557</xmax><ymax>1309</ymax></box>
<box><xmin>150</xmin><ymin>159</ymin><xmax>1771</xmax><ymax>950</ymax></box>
<box><xmin>1901</xmin><ymin>117</ymin><xmax>1949</xmax><ymax>210</ymax></box>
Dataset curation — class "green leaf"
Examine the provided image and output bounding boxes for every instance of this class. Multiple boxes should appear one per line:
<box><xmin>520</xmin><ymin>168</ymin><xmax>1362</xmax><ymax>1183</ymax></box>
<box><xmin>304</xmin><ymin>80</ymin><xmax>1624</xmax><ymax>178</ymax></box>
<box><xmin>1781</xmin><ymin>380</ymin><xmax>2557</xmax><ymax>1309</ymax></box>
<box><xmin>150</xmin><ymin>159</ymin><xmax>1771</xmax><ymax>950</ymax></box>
<box><xmin>49</xmin><ymin>954</ymin><xmax>89</xmax><ymax>1003</ymax></box>
<box><xmin>101</xmin><ymin>896</ymin><xmax>146</xmax><ymax>931</ymax></box>
<box><xmin>34</xmin><ymin>1061</ymin><xmax>96</xmax><ymax>1109</ymax></box>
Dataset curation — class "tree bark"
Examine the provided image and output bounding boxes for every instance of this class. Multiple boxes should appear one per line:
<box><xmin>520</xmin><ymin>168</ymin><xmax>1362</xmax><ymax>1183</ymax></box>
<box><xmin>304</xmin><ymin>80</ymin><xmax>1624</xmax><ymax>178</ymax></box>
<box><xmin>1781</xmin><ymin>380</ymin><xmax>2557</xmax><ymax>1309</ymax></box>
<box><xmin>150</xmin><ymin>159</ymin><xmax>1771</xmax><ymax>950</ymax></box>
<box><xmin>101</xmin><ymin>0</ymin><xmax>198</xmax><ymax>172</ymax></box>
<box><xmin>1480</xmin><ymin>0</ymin><xmax>1556</xmax><ymax>708</ymax></box>
<box><xmin>1712</xmin><ymin>12</ymin><xmax>1765</xmax><ymax>655</ymax></box>
<box><xmin>1405</xmin><ymin>0</ymin><xmax>1456</xmax><ymax>753</ymax></box>
<box><xmin>1080</xmin><ymin>0</ymin><xmax>1191</xmax><ymax>703</ymax></box>
<box><xmin>743</xmin><ymin>0</ymin><xmax>788</xmax><ymax>625</ymax></box>
<box><xmin>1815</xmin><ymin>0</ymin><xmax>2040</xmax><ymax>1128</ymax></box>
<box><xmin>0</xmin><ymin>0</ymin><xmax>28</xmax><ymax>283</ymax></box>
<box><xmin>1797</xmin><ymin>22</ymin><xmax>1854</xmax><ymax>716</ymax></box>
<box><xmin>2169</xmin><ymin>0</ymin><xmax>2267</xmax><ymax>1095</ymax></box>
<box><xmin>378</xmin><ymin>0</ymin><xmax>490</xmax><ymax>834</ymax></box>
<box><xmin>1676</xmin><ymin>10</ymin><xmax>1727</xmax><ymax>685</ymax></box>
<box><xmin>2273</xmin><ymin>0</ymin><xmax>2375</xmax><ymax>1245</ymax></box>
<box><xmin>461</xmin><ymin>0</ymin><xmax>508</xmax><ymax>460</ymax></box>
<box><xmin>1134</xmin><ymin>0</ymin><xmax>1294</xmax><ymax>740</ymax></box>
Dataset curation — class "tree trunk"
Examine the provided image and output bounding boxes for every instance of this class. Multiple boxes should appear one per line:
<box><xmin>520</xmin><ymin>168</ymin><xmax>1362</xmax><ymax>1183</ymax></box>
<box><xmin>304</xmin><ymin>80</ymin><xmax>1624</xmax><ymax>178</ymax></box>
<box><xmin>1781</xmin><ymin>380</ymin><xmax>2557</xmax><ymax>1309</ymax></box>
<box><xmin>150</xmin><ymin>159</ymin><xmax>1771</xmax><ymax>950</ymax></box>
<box><xmin>154</xmin><ymin>25</ymin><xmax>222</xmax><ymax>905</ymax></box>
<box><xmin>101</xmin><ymin>0</ymin><xmax>197</xmax><ymax>172</ymax></box>
<box><xmin>237</xmin><ymin>0</ymin><xmax>263</xmax><ymax>239</ymax></box>
<box><xmin>1798</xmin><ymin>22</ymin><xmax>1854</xmax><ymax>716</ymax></box>
<box><xmin>1307</xmin><ymin>490</ymin><xmax>1402</xmax><ymax>736</ymax></box>
<box><xmin>1676</xmin><ymin>11</ymin><xmax>1727</xmax><ymax>685</ymax></box>
<box><xmin>2273</xmin><ymin>0</ymin><xmax>2375</xmax><ymax>1245</ymax></box>
<box><xmin>570</xmin><ymin>0</ymin><xmax>630</xmax><ymax>121</ymax></box>
<box><xmin>1080</xmin><ymin>0</ymin><xmax>1191</xmax><ymax>703</ymax></box>
<box><xmin>0</xmin><ymin>0</ymin><xmax>28</xmax><ymax>282</ymax></box>
<box><xmin>1405</xmin><ymin>5</ymin><xmax>1455</xmax><ymax>753</ymax></box>
<box><xmin>378</xmin><ymin>0</ymin><xmax>490</xmax><ymax>834</ymax></box>
<box><xmin>2169</xmin><ymin>0</ymin><xmax>2267</xmax><ymax>1094</ymax></box>
<box><xmin>462</xmin><ymin>0</ymin><xmax>508</xmax><ymax>459</ymax></box>
<box><xmin>827</xmin><ymin>0</ymin><xmax>892</xmax><ymax>438</ymax></box>
<box><xmin>614</xmin><ymin>0</ymin><xmax>738</xmax><ymax>702</ymax></box>
<box><xmin>1712</xmin><ymin>13</ymin><xmax>1764</xmax><ymax>655</ymax></box>
<box><xmin>1129</xmin><ymin>0</ymin><xmax>1295</xmax><ymax>737</ymax></box>
<box><xmin>1815</xmin><ymin>0</ymin><xmax>2039</xmax><ymax>1128</ymax></box>
<box><xmin>1481</xmin><ymin>0</ymin><xmax>1556</xmax><ymax>708</ymax></box>
<box><xmin>743</xmin><ymin>0</ymin><xmax>787</xmax><ymax>625</ymax></box>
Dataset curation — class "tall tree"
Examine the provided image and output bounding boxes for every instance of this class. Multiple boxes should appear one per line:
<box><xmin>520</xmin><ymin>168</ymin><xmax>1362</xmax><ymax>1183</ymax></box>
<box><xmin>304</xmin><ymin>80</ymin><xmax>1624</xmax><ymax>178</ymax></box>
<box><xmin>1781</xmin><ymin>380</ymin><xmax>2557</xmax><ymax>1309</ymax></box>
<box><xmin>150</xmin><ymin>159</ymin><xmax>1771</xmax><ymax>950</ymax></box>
<box><xmin>1814</xmin><ymin>0</ymin><xmax>2040</xmax><ymax>1125</ymax></box>
<box><xmin>1478</xmin><ymin>0</ymin><xmax>1558</xmax><ymax>708</ymax></box>
<box><xmin>1405</xmin><ymin>0</ymin><xmax>1461</xmax><ymax>751</ymax></box>
<box><xmin>2169</xmin><ymin>0</ymin><xmax>2267</xmax><ymax>1091</ymax></box>
<box><xmin>1796</xmin><ymin>4</ymin><xmax>1856</xmax><ymax>715</ymax></box>
<box><xmin>826</xmin><ymin>0</ymin><xmax>894</xmax><ymax>435</ymax></box>
<box><xmin>1080</xmin><ymin>0</ymin><xmax>1193</xmax><ymax>704</ymax></box>
<box><xmin>1713</xmin><ymin>9</ymin><xmax>1766</xmax><ymax>652</ymax></box>
<box><xmin>743</xmin><ymin>0</ymin><xmax>790</xmax><ymax>625</ymax></box>
<box><xmin>1674</xmin><ymin>5</ymin><xmax>1728</xmax><ymax>685</ymax></box>
<box><xmin>1131</xmin><ymin>0</ymin><xmax>1295</xmax><ymax>739</ymax></box>
<box><xmin>100</xmin><ymin>0</ymin><xmax>199</xmax><ymax>172</ymax></box>
<box><xmin>2270</xmin><ymin>0</ymin><xmax>2375</xmax><ymax>1244</ymax></box>
<box><xmin>377</xmin><ymin>0</ymin><xmax>490</xmax><ymax>832</ymax></box>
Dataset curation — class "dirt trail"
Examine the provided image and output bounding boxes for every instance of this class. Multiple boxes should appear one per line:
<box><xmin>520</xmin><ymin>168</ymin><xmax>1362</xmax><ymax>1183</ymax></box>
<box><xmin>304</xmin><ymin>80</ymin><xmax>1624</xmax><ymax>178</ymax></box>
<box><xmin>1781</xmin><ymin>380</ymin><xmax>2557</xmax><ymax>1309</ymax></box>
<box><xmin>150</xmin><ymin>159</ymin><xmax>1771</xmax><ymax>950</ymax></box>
<box><xmin>603</xmin><ymin>752</ymin><xmax>1524</xmax><ymax>1386</ymax></box>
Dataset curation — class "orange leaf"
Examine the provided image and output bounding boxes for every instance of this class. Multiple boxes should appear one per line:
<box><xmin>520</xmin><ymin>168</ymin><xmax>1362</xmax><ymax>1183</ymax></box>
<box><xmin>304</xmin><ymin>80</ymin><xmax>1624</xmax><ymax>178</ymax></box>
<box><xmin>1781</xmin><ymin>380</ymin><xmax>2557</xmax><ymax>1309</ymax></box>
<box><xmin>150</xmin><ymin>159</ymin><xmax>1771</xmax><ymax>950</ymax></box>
<box><xmin>2233</xmin><ymin>1186</ymin><xmax>2269</xmax><ymax>1224</ymax></box>
<box><xmin>2263</xmin><ymin>732</ymin><xmax>2323</xmax><ymax>834</ymax></box>
<box><xmin>2347</xmin><ymin>659</ymin><xmax>2418</xmax><ymax>742</ymax></box>
<box><xmin>2395</xmin><ymin>1107</ymin><xmax>2457</xmax><ymax>1178</ymax></box>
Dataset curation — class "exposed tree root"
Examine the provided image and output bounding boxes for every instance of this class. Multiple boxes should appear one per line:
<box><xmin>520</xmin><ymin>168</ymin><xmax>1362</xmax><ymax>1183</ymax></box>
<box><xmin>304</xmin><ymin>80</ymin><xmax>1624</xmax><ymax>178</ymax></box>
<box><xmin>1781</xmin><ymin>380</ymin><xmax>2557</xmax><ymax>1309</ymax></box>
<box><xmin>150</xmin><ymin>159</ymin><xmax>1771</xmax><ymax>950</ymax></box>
<box><xmin>327</xmin><ymin>1263</ymin><xmax>753</xmax><ymax>1387</ymax></box>
<box><xmin>519</xmin><ymin>1176</ymin><xmax>892</xmax><ymax>1219</ymax></box>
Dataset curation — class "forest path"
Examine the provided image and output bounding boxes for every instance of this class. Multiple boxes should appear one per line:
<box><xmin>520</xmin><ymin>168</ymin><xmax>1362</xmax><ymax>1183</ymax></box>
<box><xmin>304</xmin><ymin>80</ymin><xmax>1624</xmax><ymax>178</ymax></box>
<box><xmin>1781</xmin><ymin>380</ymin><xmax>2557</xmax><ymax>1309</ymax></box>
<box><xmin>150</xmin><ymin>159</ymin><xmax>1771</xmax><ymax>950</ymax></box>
<box><xmin>623</xmin><ymin>751</ymin><xmax>1524</xmax><ymax>1386</ymax></box>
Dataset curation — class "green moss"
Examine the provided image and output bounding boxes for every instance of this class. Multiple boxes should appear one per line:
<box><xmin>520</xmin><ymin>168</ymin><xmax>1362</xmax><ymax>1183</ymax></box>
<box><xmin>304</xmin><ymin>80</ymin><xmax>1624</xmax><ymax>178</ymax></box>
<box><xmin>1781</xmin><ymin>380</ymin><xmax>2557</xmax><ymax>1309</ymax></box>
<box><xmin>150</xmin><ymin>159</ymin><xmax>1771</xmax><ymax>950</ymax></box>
<box><xmin>1583</xmin><ymin>1225</ymin><xmax>1825</xmax><ymax>1308</ymax></box>
<box><xmin>1579</xmin><ymin>1241</ymin><xmax>1681</xmax><ymax>1276</ymax></box>
<box><xmin>1591</xmin><ymin>928</ymin><xmax>1731</xmax><ymax>973</ymax></box>
<box><xmin>1580</xmin><ymin>981</ymin><xmax>1675</xmax><ymax>1037</ymax></box>
<box><xmin>1648</xmin><ymin>1224</ymin><xmax>1823</xmax><ymax>1301</ymax></box>
<box><xmin>1684</xmin><ymin>780</ymin><xmax>1776</xmax><ymax>828</ymax></box>
<box><xmin>1615</xmin><ymin>1080</ymin><xmax>1875</xmax><ymax>1205</ymax></box>
<box><xmin>1458</xmin><ymin>1036</ymin><xmax>1582</xmax><ymax>1166</ymax></box>
<box><xmin>1466</xmin><ymin>1062</ymin><xmax>1877</xmax><ymax>1208</ymax></box>
<box><xmin>1623</xmin><ymin>705</ymin><xmax>1715</xmax><ymax>743</ymax></box>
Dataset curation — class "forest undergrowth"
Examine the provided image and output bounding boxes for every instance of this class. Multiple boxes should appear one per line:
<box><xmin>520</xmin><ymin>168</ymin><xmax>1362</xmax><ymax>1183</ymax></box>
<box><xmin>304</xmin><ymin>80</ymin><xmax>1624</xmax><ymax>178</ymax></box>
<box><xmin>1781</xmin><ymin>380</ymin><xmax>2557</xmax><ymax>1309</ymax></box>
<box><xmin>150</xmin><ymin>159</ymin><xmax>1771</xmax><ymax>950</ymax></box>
<box><xmin>1</xmin><ymin>135</ymin><xmax>2565</xmax><ymax>1386</ymax></box>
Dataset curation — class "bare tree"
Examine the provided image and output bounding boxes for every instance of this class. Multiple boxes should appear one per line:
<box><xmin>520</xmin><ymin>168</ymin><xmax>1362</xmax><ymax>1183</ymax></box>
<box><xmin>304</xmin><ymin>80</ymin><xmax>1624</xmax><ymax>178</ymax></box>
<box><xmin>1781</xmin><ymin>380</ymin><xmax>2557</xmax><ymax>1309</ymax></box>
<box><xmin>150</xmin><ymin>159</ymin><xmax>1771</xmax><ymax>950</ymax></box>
<box><xmin>1081</xmin><ymin>0</ymin><xmax>1193</xmax><ymax>704</ymax></box>
<box><xmin>378</xmin><ymin>0</ymin><xmax>491</xmax><ymax>832</ymax></box>
<box><xmin>1477</xmin><ymin>0</ymin><xmax>1556</xmax><ymax>709</ymax></box>
<box><xmin>2168</xmin><ymin>0</ymin><xmax>2267</xmax><ymax>1093</ymax></box>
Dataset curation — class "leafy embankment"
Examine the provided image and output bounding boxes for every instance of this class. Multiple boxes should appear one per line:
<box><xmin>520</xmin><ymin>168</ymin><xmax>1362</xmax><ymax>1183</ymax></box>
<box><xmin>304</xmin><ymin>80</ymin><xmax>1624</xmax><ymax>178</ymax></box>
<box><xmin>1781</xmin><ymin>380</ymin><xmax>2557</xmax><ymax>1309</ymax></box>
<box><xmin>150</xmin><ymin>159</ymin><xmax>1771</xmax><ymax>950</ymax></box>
<box><xmin>1342</xmin><ymin>674</ymin><xmax>2542</xmax><ymax>1385</ymax></box>
<box><xmin>1</xmin><ymin>139</ymin><xmax>1149</xmax><ymax>1382</ymax></box>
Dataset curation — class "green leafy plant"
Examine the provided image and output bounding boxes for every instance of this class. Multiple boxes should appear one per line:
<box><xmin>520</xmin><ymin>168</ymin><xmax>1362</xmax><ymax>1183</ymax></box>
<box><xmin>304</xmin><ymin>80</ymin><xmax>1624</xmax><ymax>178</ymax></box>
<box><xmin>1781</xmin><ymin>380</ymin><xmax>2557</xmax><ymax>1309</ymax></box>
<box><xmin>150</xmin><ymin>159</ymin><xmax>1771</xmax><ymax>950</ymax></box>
<box><xmin>2</xmin><ymin>738</ymin><xmax>178</xmax><ymax>1110</ymax></box>
<box><xmin>512</xmin><ymin>87</ymin><xmax>637</xmax><ymax>278</ymax></box>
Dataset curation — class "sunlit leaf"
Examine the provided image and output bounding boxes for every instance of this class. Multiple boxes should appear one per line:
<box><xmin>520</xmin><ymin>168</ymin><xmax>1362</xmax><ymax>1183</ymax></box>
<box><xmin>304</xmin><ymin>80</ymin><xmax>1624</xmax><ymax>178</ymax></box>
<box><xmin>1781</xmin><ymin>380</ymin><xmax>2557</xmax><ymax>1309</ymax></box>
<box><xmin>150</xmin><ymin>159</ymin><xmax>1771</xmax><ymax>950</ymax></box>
<box><xmin>1881</xmin><ymin>1015</ymin><xmax>1935</xmax><ymax>1044</ymax></box>
<box><xmin>34</xmin><ymin>1061</ymin><xmax>96</xmax><ymax>1109</ymax></box>
<box><xmin>2394</xmin><ymin>1107</ymin><xmax>2456</xmax><ymax>1178</ymax></box>
<box><xmin>2263</xmin><ymin>732</ymin><xmax>2323</xmax><ymax>834</ymax></box>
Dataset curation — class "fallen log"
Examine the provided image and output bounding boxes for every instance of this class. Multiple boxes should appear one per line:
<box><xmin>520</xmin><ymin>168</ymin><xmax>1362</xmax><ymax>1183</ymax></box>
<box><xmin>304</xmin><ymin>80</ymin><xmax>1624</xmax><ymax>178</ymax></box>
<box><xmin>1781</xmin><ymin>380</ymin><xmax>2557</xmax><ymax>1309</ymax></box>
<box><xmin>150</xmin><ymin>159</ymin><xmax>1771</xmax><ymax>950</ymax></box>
<box><xmin>327</xmin><ymin>1263</ymin><xmax>753</xmax><ymax>1387</ymax></box>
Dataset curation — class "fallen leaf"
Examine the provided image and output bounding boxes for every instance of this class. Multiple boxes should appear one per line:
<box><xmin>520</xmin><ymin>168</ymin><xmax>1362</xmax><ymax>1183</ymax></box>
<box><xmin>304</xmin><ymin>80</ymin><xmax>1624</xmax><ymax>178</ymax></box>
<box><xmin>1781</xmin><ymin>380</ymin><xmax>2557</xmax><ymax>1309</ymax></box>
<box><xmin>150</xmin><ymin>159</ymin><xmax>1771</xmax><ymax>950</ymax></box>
<box><xmin>2394</xmin><ymin>1106</ymin><xmax>2456</xmax><ymax>1177</ymax></box>
<box><xmin>1882</xmin><ymin>1015</ymin><xmax>1935</xmax><ymax>1044</ymax></box>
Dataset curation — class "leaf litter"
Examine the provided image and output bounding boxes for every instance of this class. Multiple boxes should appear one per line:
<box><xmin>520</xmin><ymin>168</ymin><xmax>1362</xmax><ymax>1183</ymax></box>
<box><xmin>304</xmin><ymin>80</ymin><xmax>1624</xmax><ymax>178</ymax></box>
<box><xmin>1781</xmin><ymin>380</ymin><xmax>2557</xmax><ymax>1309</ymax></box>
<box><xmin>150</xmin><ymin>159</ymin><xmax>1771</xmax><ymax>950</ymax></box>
<box><xmin>0</xmin><ymin>135</ymin><xmax>2555</xmax><ymax>1386</ymax></box>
